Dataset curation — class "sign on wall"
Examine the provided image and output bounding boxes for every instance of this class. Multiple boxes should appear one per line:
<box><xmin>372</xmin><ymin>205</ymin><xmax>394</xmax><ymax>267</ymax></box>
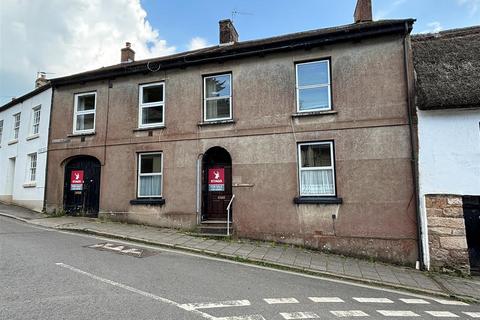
<box><xmin>70</xmin><ymin>170</ymin><xmax>84</xmax><ymax>191</ymax></box>
<box><xmin>208</xmin><ymin>168</ymin><xmax>225</xmax><ymax>191</ymax></box>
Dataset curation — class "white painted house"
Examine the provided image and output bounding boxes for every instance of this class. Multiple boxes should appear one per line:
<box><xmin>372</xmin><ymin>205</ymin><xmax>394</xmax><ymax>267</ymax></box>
<box><xmin>0</xmin><ymin>80</ymin><xmax>52</xmax><ymax>212</ymax></box>
<box><xmin>413</xmin><ymin>26</ymin><xmax>480</xmax><ymax>274</ymax></box>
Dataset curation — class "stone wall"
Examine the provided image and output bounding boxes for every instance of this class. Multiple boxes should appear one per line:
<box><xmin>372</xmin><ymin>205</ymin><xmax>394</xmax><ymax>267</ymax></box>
<box><xmin>426</xmin><ymin>194</ymin><xmax>470</xmax><ymax>274</ymax></box>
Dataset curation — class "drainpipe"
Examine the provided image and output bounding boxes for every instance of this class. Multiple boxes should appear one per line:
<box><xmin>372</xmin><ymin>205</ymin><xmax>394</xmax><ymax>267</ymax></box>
<box><xmin>42</xmin><ymin>87</ymin><xmax>54</xmax><ymax>213</ymax></box>
<box><xmin>196</xmin><ymin>153</ymin><xmax>203</xmax><ymax>224</ymax></box>
<box><xmin>403</xmin><ymin>22</ymin><xmax>425</xmax><ymax>270</ymax></box>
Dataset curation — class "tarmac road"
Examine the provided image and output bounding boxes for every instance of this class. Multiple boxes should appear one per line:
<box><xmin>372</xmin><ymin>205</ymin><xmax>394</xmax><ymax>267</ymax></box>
<box><xmin>1</xmin><ymin>216</ymin><xmax>479</xmax><ymax>320</ymax></box>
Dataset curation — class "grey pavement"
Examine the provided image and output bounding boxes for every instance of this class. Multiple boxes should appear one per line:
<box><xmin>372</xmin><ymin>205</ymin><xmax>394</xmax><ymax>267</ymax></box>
<box><xmin>1</xmin><ymin>203</ymin><xmax>480</xmax><ymax>305</ymax></box>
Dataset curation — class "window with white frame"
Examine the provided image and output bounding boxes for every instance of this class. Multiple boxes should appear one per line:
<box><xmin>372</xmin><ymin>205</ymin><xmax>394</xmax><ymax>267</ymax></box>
<box><xmin>298</xmin><ymin>141</ymin><xmax>336</xmax><ymax>196</ymax></box>
<box><xmin>74</xmin><ymin>92</ymin><xmax>96</xmax><ymax>133</ymax></box>
<box><xmin>204</xmin><ymin>73</ymin><xmax>232</xmax><ymax>121</ymax></box>
<box><xmin>0</xmin><ymin>120</ymin><xmax>3</xmax><ymax>145</ymax></box>
<box><xmin>139</xmin><ymin>82</ymin><xmax>164</xmax><ymax>128</ymax></box>
<box><xmin>296</xmin><ymin>60</ymin><xmax>331</xmax><ymax>112</ymax></box>
<box><xmin>27</xmin><ymin>153</ymin><xmax>37</xmax><ymax>182</ymax></box>
<box><xmin>31</xmin><ymin>105</ymin><xmax>41</xmax><ymax>135</ymax></box>
<box><xmin>13</xmin><ymin>113</ymin><xmax>21</xmax><ymax>140</ymax></box>
<box><xmin>137</xmin><ymin>153</ymin><xmax>163</xmax><ymax>197</ymax></box>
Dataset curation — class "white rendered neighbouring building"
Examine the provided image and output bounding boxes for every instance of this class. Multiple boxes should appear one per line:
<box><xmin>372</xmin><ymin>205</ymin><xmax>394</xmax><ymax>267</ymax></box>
<box><xmin>413</xmin><ymin>27</ymin><xmax>480</xmax><ymax>274</ymax></box>
<box><xmin>0</xmin><ymin>83</ymin><xmax>52</xmax><ymax>212</ymax></box>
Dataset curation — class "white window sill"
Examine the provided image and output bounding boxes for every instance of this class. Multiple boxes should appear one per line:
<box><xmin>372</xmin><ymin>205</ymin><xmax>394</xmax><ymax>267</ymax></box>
<box><xmin>23</xmin><ymin>182</ymin><xmax>37</xmax><ymax>188</ymax></box>
<box><xmin>68</xmin><ymin>131</ymin><xmax>96</xmax><ymax>137</ymax></box>
<box><xmin>134</xmin><ymin>125</ymin><xmax>165</xmax><ymax>132</ymax></box>
<box><xmin>26</xmin><ymin>134</ymin><xmax>40</xmax><ymax>141</ymax></box>
<box><xmin>198</xmin><ymin>119</ymin><xmax>236</xmax><ymax>126</ymax></box>
<box><xmin>292</xmin><ymin>110</ymin><xmax>337</xmax><ymax>117</ymax></box>
<box><xmin>8</xmin><ymin>139</ymin><xmax>18</xmax><ymax>145</ymax></box>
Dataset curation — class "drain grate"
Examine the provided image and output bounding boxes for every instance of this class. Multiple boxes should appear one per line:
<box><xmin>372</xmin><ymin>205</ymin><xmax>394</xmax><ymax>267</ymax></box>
<box><xmin>85</xmin><ymin>242</ymin><xmax>158</xmax><ymax>258</ymax></box>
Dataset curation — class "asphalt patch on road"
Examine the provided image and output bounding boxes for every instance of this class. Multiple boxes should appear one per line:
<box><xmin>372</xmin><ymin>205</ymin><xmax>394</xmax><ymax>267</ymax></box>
<box><xmin>85</xmin><ymin>242</ymin><xmax>158</xmax><ymax>258</ymax></box>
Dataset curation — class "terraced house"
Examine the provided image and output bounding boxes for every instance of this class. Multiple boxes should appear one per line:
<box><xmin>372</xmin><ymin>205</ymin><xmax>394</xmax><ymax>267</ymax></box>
<box><xmin>45</xmin><ymin>0</ymin><xmax>420</xmax><ymax>265</ymax></box>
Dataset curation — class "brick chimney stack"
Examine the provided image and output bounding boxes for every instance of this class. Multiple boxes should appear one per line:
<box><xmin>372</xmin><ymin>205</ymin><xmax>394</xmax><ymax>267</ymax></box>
<box><xmin>35</xmin><ymin>72</ymin><xmax>49</xmax><ymax>88</ymax></box>
<box><xmin>219</xmin><ymin>19</ymin><xmax>238</xmax><ymax>44</ymax></box>
<box><xmin>354</xmin><ymin>0</ymin><xmax>373</xmax><ymax>23</ymax></box>
<box><xmin>121</xmin><ymin>42</ymin><xmax>135</xmax><ymax>63</ymax></box>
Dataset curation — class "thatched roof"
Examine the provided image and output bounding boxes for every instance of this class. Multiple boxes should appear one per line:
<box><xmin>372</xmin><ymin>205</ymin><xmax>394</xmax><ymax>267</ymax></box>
<box><xmin>412</xmin><ymin>26</ymin><xmax>480</xmax><ymax>110</ymax></box>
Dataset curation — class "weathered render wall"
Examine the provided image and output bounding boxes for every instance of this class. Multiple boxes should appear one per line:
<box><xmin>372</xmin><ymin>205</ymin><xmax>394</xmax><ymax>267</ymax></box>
<box><xmin>418</xmin><ymin>108</ymin><xmax>480</xmax><ymax>271</ymax></box>
<box><xmin>0</xmin><ymin>88</ymin><xmax>52</xmax><ymax>212</ymax></box>
<box><xmin>46</xmin><ymin>34</ymin><xmax>418</xmax><ymax>264</ymax></box>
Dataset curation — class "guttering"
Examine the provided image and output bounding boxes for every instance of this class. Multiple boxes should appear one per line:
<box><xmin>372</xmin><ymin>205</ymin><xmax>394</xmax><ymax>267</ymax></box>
<box><xmin>403</xmin><ymin>21</ymin><xmax>424</xmax><ymax>270</ymax></box>
<box><xmin>51</xmin><ymin>20</ymin><xmax>414</xmax><ymax>87</ymax></box>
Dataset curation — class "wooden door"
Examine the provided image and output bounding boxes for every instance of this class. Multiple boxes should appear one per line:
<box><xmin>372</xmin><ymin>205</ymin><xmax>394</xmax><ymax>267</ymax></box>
<box><xmin>464</xmin><ymin>196</ymin><xmax>480</xmax><ymax>274</ymax></box>
<box><xmin>204</xmin><ymin>165</ymin><xmax>232</xmax><ymax>221</ymax></box>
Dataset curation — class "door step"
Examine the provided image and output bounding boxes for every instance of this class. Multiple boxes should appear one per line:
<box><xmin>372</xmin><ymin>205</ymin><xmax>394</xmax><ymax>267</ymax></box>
<box><xmin>195</xmin><ymin>220</ymin><xmax>233</xmax><ymax>236</ymax></box>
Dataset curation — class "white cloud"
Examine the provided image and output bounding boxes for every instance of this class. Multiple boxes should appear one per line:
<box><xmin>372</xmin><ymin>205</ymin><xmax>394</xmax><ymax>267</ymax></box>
<box><xmin>419</xmin><ymin>21</ymin><xmax>444</xmax><ymax>34</ymax></box>
<box><xmin>0</xmin><ymin>0</ymin><xmax>175</xmax><ymax>104</ymax></box>
<box><xmin>187</xmin><ymin>37</ymin><xmax>209</xmax><ymax>51</ymax></box>
<box><xmin>458</xmin><ymin>0</ymin><xmax>480</xmax><ymax>14</ymax></box>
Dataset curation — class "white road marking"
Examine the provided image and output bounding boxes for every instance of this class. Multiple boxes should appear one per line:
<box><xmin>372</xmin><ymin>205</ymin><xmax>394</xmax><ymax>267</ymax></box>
<box><xmin>55</xmin><ymin>262</ymin><xmax>216</xmax><ymax>319</ymax></box>
<box><xmin>433</xmin><ymin>299</ymin><xmax>469</xmax><ymax>306</ymax></box>
<box><xmin>309</xmin><ymin>297</ymin><xmax>344</xmax><ymax>303</ymax></box>
<box><xmin>330</xmin><ymin>310</ymin><xmax>369</xmax><ymax>317</ymax></box>
<box><xmin>377</xmin><ymin>310</ymin><xmax>420</xmax><ymax>317</ymax></box>
<box><xmin>353</xmin><ymin>297</ymin><xmax>393</xmax><ymax>303</ymax></box>
<box><xmin>425</xmin><ymin>311</ymin><xmax>459</xmax><ymax>317</ymax></box>
<box><xmin>264</xmin><ymin>298</ymin><xmax>299</xmax><ymax>304</ymax></box>
<box><xmin>399</xmin><ymin>298</ymin><xmax>430</xmax><ymax>304</ymax></box>
<box><xmin>217</xmin><ymin>315</ymin><xmax>266</xmax><ymax>320</ymax></box>
<box><xmin>180</xmin><ymin>300</ymin><xmax>251</xmax><ymax>310</ymax></box>
<box><xmin>463</xmin><ymin>312</ymin><xmax>480</xmax><ymax>318</ymax></box>
<box><xmin>280</xmin><ymin>312</ymin><xmax>320</xmax><ymax>319</ymax></box>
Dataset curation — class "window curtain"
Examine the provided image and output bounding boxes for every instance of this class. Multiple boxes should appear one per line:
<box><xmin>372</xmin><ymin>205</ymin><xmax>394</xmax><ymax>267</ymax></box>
<box><xmin>140</xmin><ymin>175</ymin><xmax>161</xmax><ymax>196</ymax></box>
<box><xmin>300</xmin><ymin>169</ymin><xmax>333</xmax><ymax>195</ymax></box>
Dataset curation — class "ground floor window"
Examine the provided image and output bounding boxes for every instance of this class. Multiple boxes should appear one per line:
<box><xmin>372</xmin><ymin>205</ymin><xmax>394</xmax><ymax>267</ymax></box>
<box><xmin>298</xmin><ymin>141</ymin><xmax>335</xmax><ymax>196</ymax></box>
<box><xmin>27</xmin><ymin>153</ymin><xmax>37</xmax><ymax>182</ymax></box>
<box><xmin>137</xmin><ymin>152</ymin><xmax>163</xmax><ymax>198</ymax></box>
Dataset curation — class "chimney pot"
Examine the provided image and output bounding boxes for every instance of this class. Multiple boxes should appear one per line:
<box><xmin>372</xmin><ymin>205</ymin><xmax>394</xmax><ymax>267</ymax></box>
<box><xmin>354</xmin><ymin>0</ymin><xmax>373</xmax><ymax>23</ymax></box>
<box><xmin>121</xmin><ymin>42</ymin><xmax>135</xmax><ymax>63</ymax></box>
<box><xmin>219</xmin><ymin>19</ymin><xmax>238</xmax><ymax>44</ymax></box>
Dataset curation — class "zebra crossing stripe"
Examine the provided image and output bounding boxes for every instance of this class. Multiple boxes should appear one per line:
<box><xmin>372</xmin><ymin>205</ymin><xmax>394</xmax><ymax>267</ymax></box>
<box><xmin>330</xmin><ymin>310</ymin><xmax>369</xmax><ymax>317</ymax></box>
<box><xmin>399</xmin><ymin>298</ymin><xmax>430</xmax><ymax>304</ymax></box>
<box><xmin>180</xmin><ymin>300</ymin><xmax>251</xmax><ymax>310</ymax></box>
<box><xmin>433</xmin><ymin>299</ymin><xmax>469</xmax><ymax>306</ymax></box>
<box><xmin>280</xmin><ymin>312</ymin><xmax>320</xmax><ymax>319</ymax></box>
<box><xmin>264</xmin><ymin>298</ymin><xmax>299</xmax><ymax>304</ymax></box>
<box><xmin>217</xmin><ymin>315</ymin><xmax>266</xmax><ymax>320</ymax></box>
<box><xmin>463</xmin><ymin>312</ymin><xmax>480</xmax><ymax>318</ymax></box>
<box><xmin>425</xmin><ymin>311</ymin><xmax>459</xmax><ymax>317</ymax></box>
<box><xmin>353</xmin><ymin>297</ymin><xmax>393</xmax><ymax>303</ymax></box>
<box><xmin>377</xmin><ymin>310</ymin><xmax>420</xmax><ymax>317</ymax></box>
<box><xmin>309</xmin><ymin>297</ymin><xmax>344</xmax><ymax>303</ymax></box>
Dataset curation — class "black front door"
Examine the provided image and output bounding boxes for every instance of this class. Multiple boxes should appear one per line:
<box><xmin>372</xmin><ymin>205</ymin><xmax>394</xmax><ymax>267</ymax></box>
<box><xmin>463</xmin><ymin>196</ymin><xmax>480</xmax><ymax>274</ymax></box>
<box><xmin>64</xmin><ymin>156</ymin><xmax>101</xmax><ymax>217</ymax></box>
<box><xmin>202</xmin><ymin>147</ymin><xmax>232</xmax><ymax>221</ymax></box>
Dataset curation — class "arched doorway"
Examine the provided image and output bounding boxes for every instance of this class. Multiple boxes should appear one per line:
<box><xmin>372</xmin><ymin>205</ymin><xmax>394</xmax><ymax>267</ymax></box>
<box><xmin>202</xmin><ymin>147</ymin><xmax>232</xmax><ymax>221</ymax></box>
<box><xmin>63</xmin><ymin>156</ymin><xmax>101</xmax><ymax>217</ymax></box>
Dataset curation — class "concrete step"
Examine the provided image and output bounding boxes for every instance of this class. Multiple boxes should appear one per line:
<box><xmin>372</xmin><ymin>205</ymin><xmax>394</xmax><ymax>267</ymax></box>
<box><xmin>197</xmin><ymin>221</ymin><xmax>233</xmax><ymax>235</ymax></box>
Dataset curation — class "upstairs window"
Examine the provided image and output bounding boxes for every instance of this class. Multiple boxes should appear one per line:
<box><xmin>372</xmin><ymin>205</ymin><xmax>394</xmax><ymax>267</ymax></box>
<box><xmin>204</xmin><ymin>74</ymin><xmax>232</xmax><ymax>121</ymax></box>
<box><xmin>298</xmin><ymin>141</ymin><xmax>336</xmax><ymax>196</ymax></box>
<box><xmin>0</xmin><ymin>120</ymin><xmax>3</xmax><ymax>145</ymax></box>
<box><xmin>13</xmin><ymin>113</ymin><xmax>21</xmax><ymax>140</ymax></box>
<box><xmin>137</xmin><ymin>153</ymin><xmax>163</xmax><ymax>198</ymax></box>
<box><xmin>74</xmin><ymin>92</ymin><xmax>96</xmax><ymax>134</ymax></box>
<box><xmin>139</xmin><ymin>82</ymin><xmax>164</xmax><ymax>128</ymax></box>
<box><xmin>27</xmin><ymin>153</ymin><xmax>37</xmax><ymax>182</ymax></box>
<box><xmin>31</xmin><ymin>105</ymin><xmax>41</xmax><ymax>135</ymax></box>
<box><xmin>296</xmin><ymin>60</ymin><xmax>331</xmax><ymax>112</ymax></box>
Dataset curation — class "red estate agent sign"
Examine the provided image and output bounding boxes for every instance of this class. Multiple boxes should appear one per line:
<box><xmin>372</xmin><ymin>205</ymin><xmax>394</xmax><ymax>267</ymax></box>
<box><xmin>208</xmin><ymin>168</ymin><xmax>224</xmax><ymax>191</ymax></box>
<box><xmin>70</xmin><ymin>170</ymin><xmax>84</xmax><ymax>191</ymax></box>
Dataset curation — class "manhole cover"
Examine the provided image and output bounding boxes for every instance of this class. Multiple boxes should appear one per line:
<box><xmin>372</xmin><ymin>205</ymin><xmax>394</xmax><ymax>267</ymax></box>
<box><xmin>85</xmin><ymin>242</ymin><xmax>157</xmax><ymax>258</ymax></box>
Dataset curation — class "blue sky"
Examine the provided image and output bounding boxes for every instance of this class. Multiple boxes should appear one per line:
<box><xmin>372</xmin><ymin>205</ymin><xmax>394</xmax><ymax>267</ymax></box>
<box><xmin>1</xmin><ymin>0</ymin><xmax>479</xmax><ymax>106</ymax></box>
<box><xmin>143</xmin><ymin>0</ymin><xmax>480</xmax><ymax>51</ymax></box>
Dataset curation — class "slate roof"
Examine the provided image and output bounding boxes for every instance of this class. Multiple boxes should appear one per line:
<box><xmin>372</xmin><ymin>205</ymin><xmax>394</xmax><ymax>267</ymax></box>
<box><xmin>0</xmin><ymin>83</ymin><xmax>51</xmax><ymax>112</ymax></box>
<box><xmin>412</xmin><ymin>26</ymin><xmax>480</xmax><ymax>110</ymax></box>
<box><xmin>51</xmin><ymin>19</ymin><xmax>414</xmax><ymax>86</ymax></box>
